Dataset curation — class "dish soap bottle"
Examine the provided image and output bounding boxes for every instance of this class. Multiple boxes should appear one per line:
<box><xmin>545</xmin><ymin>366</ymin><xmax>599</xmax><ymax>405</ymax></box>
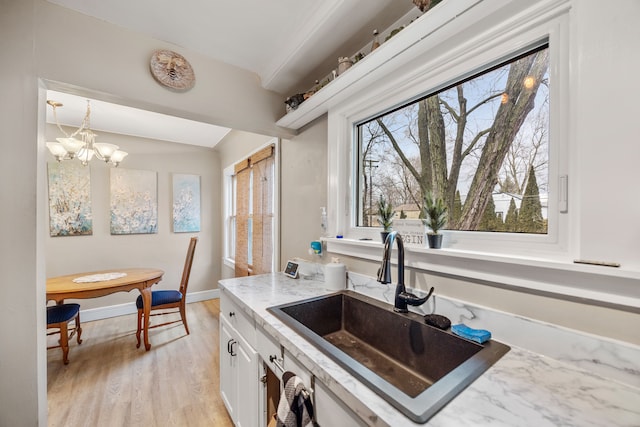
<box><xmin>320</xmin><ymin>207</ymin><xmax>328</xmax><ymax>237</ymax></box>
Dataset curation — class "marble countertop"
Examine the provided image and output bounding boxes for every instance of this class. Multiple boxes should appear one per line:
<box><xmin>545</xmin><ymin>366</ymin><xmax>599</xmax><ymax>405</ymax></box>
<box><xmin>219</xmin><ymin>272</ymin><xmax>640</xmax><ymax>426</ymax></box>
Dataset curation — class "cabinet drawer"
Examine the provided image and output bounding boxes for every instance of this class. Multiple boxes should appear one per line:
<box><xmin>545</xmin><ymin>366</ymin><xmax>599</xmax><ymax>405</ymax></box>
<box><xmin>221</xmin><ymin>294</ymin><xmax>256</xmax><ymax>348</ymax></box>
<box><xmin>283</xmin><ymin>349</ymin><xmax>312</xmax><ymax>389</ymax></box>
<box><xmin>256</xmin><ymin>326</ymin><xmax>282</xmax><ymax>371</ymax></box>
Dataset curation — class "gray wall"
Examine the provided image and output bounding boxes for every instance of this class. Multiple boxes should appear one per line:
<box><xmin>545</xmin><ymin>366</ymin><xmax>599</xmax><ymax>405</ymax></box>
<box><xmin>215</xmin><ymin>129</ymin><xmax>276</xmax><ymax>280</ymax></box>
<box><xmin>1</xmin><ymin>2</ymin><xmax>42</xmax><ymax>425</ymax></box>
<box><xmin>2</xmin><ymin>1</ymin><xmax>290</xmax><ymax>425</ymax></box>
<box><xmin>215</xmin><ymin>119</ymin><xmax>329</xmax><ymax>278</ymax></box>
<box><xmin>280</xmin><ymin>118</ymin><xmax>328</xmax><ymax>267</ymax></box>
<box><xmin>34</xmin><ymin>2</ymin><xmax>290</xmax><ymax>139</ymax></box>
<box><xmin>45</xmin><ymin>127</ymin><xmax>220</xmax><ymax>310</ymax></box>
<box><xmin>3</xmin><ymin>0</ymin><xmax>640</xmax><ymax>425</ymax></box>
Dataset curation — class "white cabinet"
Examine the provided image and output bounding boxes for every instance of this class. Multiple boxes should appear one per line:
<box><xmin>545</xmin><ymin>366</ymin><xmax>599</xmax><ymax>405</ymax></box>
<box><xmin>219</xmin><ymin>315</ymin><xmax>238</xmax><ymax>421</ymax></box>
<box><xmin>220</xmin><ymin>313</ymin><xmax>259</xmax><ymax>427</ymax></box>
<box><xmin>281</xmin><ymin>348</ymin><xmax>365</xmax><ymax>426</ymax></box>
<box><xmin>220</xmin><ymin>291</ymin><xmax>364</xmax><ymax>426</ymax></box>
<box><xmin>315</xmin><ymin>378</ymin><xmax>367</xmax><ymax>427</ymax></box>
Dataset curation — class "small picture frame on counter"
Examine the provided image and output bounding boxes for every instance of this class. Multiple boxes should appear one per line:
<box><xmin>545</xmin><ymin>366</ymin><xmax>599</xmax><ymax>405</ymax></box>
<box><xmin>283</xmin><ymin>260</ymin><xmax>299</xmax><ymax>279</ymax></box>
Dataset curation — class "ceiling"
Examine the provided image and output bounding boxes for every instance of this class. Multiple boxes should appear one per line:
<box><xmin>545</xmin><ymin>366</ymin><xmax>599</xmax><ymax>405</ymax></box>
<box><xmin>45</xmin><ymin>0</ymin><xmax>418</xmax><ymax>148</ymax></box>
<box><xmin>46</xmin><ymin>90</ymin><xmax>232</xmax><ymax>148</ymax></box>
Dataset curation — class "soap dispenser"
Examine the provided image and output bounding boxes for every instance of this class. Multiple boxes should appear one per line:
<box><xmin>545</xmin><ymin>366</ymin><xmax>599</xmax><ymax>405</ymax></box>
<box><xmin>320</xmin><ymin>207</ymin><xmax>328</xmax><ymax>237</ymax></box>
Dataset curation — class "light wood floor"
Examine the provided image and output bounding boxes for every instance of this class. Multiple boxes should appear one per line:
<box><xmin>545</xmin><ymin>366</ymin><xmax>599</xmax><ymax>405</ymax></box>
<box><xmin>47</xmin><ymin>299</ymin><xmax>234</xmax><ymax>427</ymax></box>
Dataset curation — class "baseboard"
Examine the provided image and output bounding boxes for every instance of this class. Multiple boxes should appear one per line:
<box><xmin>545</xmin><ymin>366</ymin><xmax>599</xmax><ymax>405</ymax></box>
<box><xmin>79</xmin><ymin>289</ymin><xmax>220</xmax><ymax>322</ymax></box>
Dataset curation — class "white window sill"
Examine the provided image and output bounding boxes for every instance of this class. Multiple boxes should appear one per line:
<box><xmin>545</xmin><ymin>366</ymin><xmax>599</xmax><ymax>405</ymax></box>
<box><xmin>223</xmin><ymin>257</ymin><xmax>235</xmax><ymax>270</ymax></box>
<box><xmin>324</xmin><ymin>237</ymin><xmax>640</xmax><ymax>311</ymax></box>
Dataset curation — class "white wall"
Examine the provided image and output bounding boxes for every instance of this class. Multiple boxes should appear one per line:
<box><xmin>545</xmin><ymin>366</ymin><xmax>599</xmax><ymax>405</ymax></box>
<box><xmin>2</xmin><ymin>0</ymin><xmax>291</xmax><ymax>424</ymax></box>
<box><xmin>45</xmin><ymin>127</ymin><xmax>220</xmax><ymax>310</ymax></box>
<box><xmin>573</xmin><ymin>0</ymin><xmax>640</xmax><ymax>266</ymax></box>
<box><xmin>215</xmin><ymin>118</ymin><xmax>328</xmax><ymax>279</ymax></box>
<box><xmin>320</xmin><ymin>0</ymin><xmax>640</xmax><ymax>345</ymax></box>
<box><xmin>215</xmin><ymin>129</ymin><xmax>277</xmax><ymax>279</ymax></box>
<box><xmin>3</xmin><ymin>0</ymin><xmax>639</xmax><ymax>424</ymax></box>
<box><xmin>0</xmin><ymin>2</ymin><xmax>44</xmax><ymax>425</ymax></box>
<box><xmin>34</xmin><ymin>1</ymin><xmax>291</xmax><ymax>140</ymax></box>
<box><xmin>280</xmin><ymin>118</ymin><xmax>328</xmax><ymax>267</ymax></box>
<box><xmin>216</xmin><ymin>130</ymin><xmax>276</xmax><ymax>172</ymax></box>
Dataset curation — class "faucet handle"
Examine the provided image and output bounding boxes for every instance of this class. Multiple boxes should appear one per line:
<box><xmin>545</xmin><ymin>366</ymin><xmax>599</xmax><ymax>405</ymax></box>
<box><xmin>399</xmin><ymin>286</ymin><xmax>434</xmax><ymax>307</ymax></box>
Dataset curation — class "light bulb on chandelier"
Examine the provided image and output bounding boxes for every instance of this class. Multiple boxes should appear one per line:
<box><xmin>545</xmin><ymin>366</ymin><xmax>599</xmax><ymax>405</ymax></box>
<box><xmin>45</xmin><ymin>99</ymin><xmax>128</xmax><ymax>167</ymax></box>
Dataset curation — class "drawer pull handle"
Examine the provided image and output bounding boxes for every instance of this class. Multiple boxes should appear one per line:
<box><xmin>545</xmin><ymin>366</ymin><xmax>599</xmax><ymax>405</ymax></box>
<box><xmin>229</xmin><ymin>311</ymin><xmax>236</xmax><ymax>317</ymax></box>
<box><xmin>269</xmin><ymin>355</ymin><xmax>285</xmax><ymax>373</ymax></box>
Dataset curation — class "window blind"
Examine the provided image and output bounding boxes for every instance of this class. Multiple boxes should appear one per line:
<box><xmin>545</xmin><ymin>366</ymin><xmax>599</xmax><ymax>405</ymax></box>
<box><xmin>234</xmin><ymin>145</ymin><xmax>275</xmax><ymax>277</ymax></box>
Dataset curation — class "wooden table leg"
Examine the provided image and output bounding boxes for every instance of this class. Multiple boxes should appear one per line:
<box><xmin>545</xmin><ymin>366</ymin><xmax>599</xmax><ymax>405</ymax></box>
<box><xmin>140</xmin><ymin>287</ymin><xmax>152</xmax><ymax>351</ymax></box>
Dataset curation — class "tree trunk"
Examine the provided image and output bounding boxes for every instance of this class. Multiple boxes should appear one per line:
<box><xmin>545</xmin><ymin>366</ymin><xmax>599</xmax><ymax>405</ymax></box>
<box><xmin>417</xmin><ymin>100</ymin><xmax>432</xmax><ymax>196</ymax></box>
<box><xmin>459</xmin><ymin>49</ymin><xmax>548</xmax><ymax>230</ymax></box>
<box><xmin>426</xmin><ymin>96</ymin><xmax>447</xmax><ymax>199</ymax></box>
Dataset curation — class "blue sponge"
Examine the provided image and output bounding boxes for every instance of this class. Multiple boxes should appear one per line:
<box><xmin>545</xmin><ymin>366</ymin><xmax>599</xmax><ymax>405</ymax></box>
<box><xmin>451</xmin><ymin>323</ymin><xmax>491</xmax><ymax>344</ymax></box>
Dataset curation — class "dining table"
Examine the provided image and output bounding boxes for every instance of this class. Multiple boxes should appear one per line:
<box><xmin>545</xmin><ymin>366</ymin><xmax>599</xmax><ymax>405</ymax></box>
<box><xmin>46</xmin><ymin>267</ymin><xmax>164</xmax><ymax>351</ymax></box>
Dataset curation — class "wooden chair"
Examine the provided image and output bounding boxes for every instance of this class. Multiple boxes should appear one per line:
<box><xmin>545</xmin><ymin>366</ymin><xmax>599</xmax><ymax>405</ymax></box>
<box><xmin>47</xmin><ymin>303</ymin><xmax>82</xmax><ymax>364</ymax></box>
<box><xmin>136</xmin><ymin>237</ymin><xmax>198</xmax><ymax>348</ymax></box>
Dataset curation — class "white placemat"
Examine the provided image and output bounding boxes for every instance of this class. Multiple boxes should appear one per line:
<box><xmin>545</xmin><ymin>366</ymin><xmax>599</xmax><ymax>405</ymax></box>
<box><xmin>72</xmin><ymin>272</ymin><xmax>128</xmax><ymax>283</ymax></box>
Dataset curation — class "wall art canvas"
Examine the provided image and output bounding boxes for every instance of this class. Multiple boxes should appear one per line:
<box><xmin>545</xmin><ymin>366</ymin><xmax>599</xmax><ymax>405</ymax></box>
<box><xmin>110</xmin><ymin>168</ymin><xmax>158</xmax><ymax>235</ymax></box>
<box><xmin>47</xmin><ymin>161</ymin><xmax>93</xmax><ymax>236</ymax></box>
<box><xmin>172</xmin><ymin>173</ymin><xmax>201</xmax><ymax>233</ymax></box>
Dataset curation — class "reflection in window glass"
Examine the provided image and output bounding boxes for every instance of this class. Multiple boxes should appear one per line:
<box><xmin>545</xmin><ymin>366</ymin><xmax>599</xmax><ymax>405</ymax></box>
<box><xmin>358</xmin><ymin>45</ymin><xmax>549</xmax><ymax>234</ymax></box>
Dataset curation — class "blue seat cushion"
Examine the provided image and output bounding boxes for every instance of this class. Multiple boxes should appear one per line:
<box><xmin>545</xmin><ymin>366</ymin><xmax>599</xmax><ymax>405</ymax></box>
<box><xmin>47</xmin><ymin>303</ymin><xmax>80</xmax><ymax>325</ymax></box>
<box><xmin>136</xmin><ymin>290</ymin><xmax>182</xmax><ymax>309</ymax></box>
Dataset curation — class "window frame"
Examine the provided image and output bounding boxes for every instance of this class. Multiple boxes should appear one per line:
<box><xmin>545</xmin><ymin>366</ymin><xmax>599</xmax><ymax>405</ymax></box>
<box><xmin>327</xmin><ymin>5</ymin><xmax>572</xmax><ymax>261</ymax></box>
<box><xmin>223</xmin><ymin>164</ymin><xmax>236</xmax><ymax>268</ymax></box>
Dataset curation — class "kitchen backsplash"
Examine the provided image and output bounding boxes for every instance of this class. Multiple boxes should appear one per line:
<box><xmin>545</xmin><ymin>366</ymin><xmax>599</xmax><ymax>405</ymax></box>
<box><xmin>346</xmin><ymin>271</ymin><xmax>640</xmax><ymax>388</ymax></box>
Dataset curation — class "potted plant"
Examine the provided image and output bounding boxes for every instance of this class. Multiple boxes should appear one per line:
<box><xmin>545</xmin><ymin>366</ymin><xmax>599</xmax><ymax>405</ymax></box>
<box><xmin>421</xmin><ymin>192</ymin><xmax>447</xmax><ymax>249</ymax></box>
<box><xmin>377</xmin><ymin>195</ymin><xmax>395</xmax><ymax>243</ymax></box>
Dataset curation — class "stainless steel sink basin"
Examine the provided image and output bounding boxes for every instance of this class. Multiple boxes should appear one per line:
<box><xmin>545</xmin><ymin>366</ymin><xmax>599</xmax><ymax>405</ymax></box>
<box><xmin>267</xmin><ymin>290</ymin><xmax>510</xmax><ymax>423</ymax></box>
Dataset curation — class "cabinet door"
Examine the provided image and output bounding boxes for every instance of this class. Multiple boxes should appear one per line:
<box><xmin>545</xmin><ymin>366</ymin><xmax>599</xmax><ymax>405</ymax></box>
<box><xmin>283</xmin><ymin>349</ymin><xmax>366</xmax><ymax>426</ymax></box>
<box><xmin>220</xmin><ymin>315</ymin><xmax>238</xmax><ymax>421</ymax></box>
<box><xmin>315</xmin><ymin>379</ymin><xmax>367</xmax><ymax>426</ymax></box>
<box><xmin>235</xmin><ymin>334</ymin><xmax>258</xmax><ymax>427</ymax></box>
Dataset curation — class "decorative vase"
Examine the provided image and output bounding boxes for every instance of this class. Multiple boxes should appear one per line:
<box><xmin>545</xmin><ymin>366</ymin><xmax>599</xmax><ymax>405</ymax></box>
<box><xmin>337</xmin><ymin>57</ymin><xmax>353</xmax><ymax>75</ymax></box>
<box><xmin>381</xmin><ymin>231</ymin><xmax>390</xmax><ymax>244</ymax></box>
<box><xmin>427</xmin><ymin>233</ymin><xmax>443</xmax><ymax>249</ymax></box>
<box><xmin>370</xmin><ymin>29</ymin><xmax>380</xmax><ymax>52</ymax></box>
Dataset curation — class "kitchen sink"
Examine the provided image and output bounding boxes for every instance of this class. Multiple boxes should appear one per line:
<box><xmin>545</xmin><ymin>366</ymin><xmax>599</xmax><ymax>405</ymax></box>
<box><xmin>267</xmin><ymin>290</ymin><xmax>510</xmax><ymax>423</ymax></box>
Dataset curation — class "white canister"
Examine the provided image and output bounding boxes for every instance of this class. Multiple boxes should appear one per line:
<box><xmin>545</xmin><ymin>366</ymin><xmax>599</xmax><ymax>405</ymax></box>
<box><xmin>324</xmin><ymin>257</ymin><xmax>347</xmax><ymax>290</ymax></box>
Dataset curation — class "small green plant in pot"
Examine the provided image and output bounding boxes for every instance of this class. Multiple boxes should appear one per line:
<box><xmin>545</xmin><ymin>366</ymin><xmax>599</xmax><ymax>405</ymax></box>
<box><xmin>421</xmin><ymin>192</ymin><xmax>447</xmax><ymax>249</ymax></box>
<box><xmin>377</xmin><ymin>195</ymin><xmax>395</xmax><ymax>243</ymax></box>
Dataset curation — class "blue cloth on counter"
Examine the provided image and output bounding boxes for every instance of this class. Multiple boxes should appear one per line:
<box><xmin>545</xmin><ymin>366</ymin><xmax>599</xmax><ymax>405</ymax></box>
<box><xmin>451</xmin><ymin>323</ymin><xmax>492</xmax><ymax>344</ymax></box>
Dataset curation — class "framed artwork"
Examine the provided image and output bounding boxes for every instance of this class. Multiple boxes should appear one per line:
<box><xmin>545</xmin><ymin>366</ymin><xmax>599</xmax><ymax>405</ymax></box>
<box><xmin>47</xmin><ymin>161</ymin><xmax>93</xmax><ymax>236</ymax></box>
<box><xmin>110</xmin><ymin>168</ymin><xmax>158</xmax><ymax>235</ymax></box>
<box><xmin>172</xmin><ymin>173</ymin><xmax>201</xmax><ymax>233</ymax></box>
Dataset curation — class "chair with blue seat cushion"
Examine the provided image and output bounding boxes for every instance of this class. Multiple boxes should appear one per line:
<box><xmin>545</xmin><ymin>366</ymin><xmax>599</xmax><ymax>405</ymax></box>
<box><xmin>47</xmin><ymin>303</ymin><xmax>82</xmax><ymax>364</ymax></box>
<box><xmin>136</xmin><ymin>237</ymin><xmax>198</xmax><ymax>348</ymax></box>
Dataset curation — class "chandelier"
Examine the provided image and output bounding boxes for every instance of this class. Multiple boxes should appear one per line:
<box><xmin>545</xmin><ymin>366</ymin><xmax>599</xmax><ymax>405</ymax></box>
<box><xmin>46</xmin><ymin>99</ymin><xmax>128</xmax><ymax>166</ymax></box>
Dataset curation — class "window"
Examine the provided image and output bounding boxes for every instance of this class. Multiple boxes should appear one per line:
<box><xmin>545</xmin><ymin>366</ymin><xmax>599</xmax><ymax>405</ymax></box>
<box><xmin>233</xmin><ymin>144</ymin><xmax>276</xmax><ymax>277</ymax></box>
<box><xmin>327</xmin><ymin>7</ymin><xmax>570</xmax><ymax>260</ymax></box>
<box><xmin>357</xmin><ymin>45</ymin><xmax>549</xmax><ymax>235</ymax></box>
